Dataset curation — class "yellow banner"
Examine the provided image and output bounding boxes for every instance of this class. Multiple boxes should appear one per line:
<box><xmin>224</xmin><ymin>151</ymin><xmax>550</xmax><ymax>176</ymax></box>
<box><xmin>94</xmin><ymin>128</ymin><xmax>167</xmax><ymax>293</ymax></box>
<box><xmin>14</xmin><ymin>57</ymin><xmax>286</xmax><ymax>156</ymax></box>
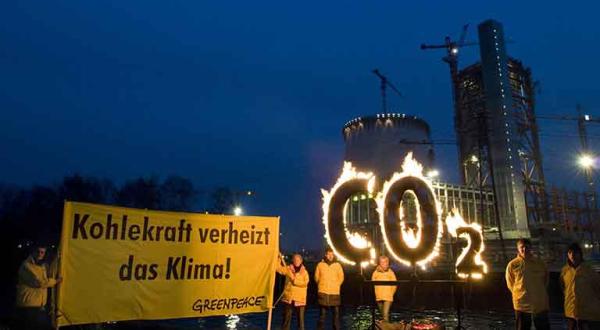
<box><xmin>57</xmin><ymin>202</ymin><xmax>279</xmax><ymax>327</ymax></box>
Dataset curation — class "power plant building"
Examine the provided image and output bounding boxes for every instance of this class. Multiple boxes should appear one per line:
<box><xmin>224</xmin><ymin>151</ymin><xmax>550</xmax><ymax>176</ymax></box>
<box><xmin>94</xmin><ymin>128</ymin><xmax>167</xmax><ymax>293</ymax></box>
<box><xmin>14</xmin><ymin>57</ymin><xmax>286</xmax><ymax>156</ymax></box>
<box><xmin>341</xmin><ymin>113</ymin><xmax>496</xmax><ymax>252</ymax></box>
<box><xmin>455</xmin><ymin>20</ymin><xmax>545</xmax><ymax>238</ymax></box>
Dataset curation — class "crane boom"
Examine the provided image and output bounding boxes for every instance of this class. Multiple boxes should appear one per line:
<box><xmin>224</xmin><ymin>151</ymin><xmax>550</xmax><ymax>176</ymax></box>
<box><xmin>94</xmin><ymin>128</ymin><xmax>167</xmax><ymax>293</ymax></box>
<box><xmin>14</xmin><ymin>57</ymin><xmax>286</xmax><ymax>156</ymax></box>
<box><xmin>372</xmin><ymin>69</ymin><xmax>402</xmax><ymax>113</ymax></box>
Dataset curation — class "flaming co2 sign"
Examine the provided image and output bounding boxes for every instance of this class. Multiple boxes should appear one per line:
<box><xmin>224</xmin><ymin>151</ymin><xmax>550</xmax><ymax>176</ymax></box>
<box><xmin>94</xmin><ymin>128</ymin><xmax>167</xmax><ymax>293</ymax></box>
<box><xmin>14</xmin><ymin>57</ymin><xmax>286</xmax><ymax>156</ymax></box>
<box><xmin>321</xmin><ymin>153</ymin><xmax>487</xmax><ymax>279</ymax></box>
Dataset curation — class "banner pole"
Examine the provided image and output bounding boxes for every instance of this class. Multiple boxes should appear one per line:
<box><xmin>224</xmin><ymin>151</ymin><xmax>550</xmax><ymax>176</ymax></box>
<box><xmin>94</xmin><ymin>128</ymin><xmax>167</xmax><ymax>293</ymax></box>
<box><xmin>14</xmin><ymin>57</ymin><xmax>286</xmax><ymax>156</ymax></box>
<box><xmin>267</xmin><ymin>305</ymin><xmax>273</xmax><ymax>330</ymax></box>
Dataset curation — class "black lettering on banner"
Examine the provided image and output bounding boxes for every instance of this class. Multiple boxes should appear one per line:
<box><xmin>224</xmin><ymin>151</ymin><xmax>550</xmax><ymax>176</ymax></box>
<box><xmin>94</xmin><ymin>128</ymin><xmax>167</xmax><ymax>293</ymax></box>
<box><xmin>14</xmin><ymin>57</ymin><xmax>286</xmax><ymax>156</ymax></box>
<box><xmin>119</xmin><ymin>255</ymin><xmax>134</xmax><ymax>280</ymax></box>
<box><xmin>105</xmin><ymin>214</ymin><xmax>118</xmax><ymax>240</ymax></box>
<box><xmin>155</xmin><ymin>225</ymin><xmax>164</xmax><ymax>240</ymax></box>
<box><xmin>142</xmin><ymin>217</ymin><xmax>154</xmax><ymax>241</ymax></box>
<box><xmin>119</xmin><ymin>255</ymin><xmax>159</xmax><ymax>281</ymax></box>
<box><xmin>129</xmin><ymin>224</ymin><xmax>140</xmax><ymax>240</ymax></box>
<box><xmin>120</xmin><ymin>215</ymin><xmax>128</xmax><ymax>240</ymax></box>
<box><xmin>210</xmin><ymin>229</ymin><xmax>219</xmax><ymax>243</ymax></box>
<box><xmin>240</xmin><ymin>230</ymin><xmax>249</xmax><ymax>244</ymax></box>
<box><xmin>166</xmin><ymin>256</ymin><xmax>231</xmax><ymax>280</ymax></box>
<box><xmin>72</xmin><ymin>213</ymin><xmax>89</xmax><ymax>239</ymax></box>
<box><xmin>191</xmin><ymin>296</ymin><xmax>266</xmax><ymax>313</ymax></box>
<box><xmin>197</xmin><ymin>222</ymin><xmax>271</xmax><ymax>245</ymax></box>
<box><xmin>90</xmin><ymin>222</ymin><xmax>103</xmax><ymax>239</ymax></box>
<box><xmin>164</xmin><ymin>226</ymin><xmax>176</xmax><ymax>241</ymax></box>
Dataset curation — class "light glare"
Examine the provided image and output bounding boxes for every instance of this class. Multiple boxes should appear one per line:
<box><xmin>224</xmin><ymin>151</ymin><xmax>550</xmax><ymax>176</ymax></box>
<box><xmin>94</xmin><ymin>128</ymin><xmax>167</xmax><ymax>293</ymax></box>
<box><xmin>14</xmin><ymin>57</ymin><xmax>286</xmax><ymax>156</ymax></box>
<box><xmin>579</xmin><ymin>154</ymin><xmax>595</xmax><ymax>169</ymax></box>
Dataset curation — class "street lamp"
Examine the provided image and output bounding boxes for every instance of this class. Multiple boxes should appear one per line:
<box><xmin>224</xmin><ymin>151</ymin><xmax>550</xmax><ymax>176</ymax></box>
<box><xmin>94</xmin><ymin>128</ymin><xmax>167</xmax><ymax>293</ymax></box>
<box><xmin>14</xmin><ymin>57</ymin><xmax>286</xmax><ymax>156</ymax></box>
<box><xmin>233</xmin><ymin>206</ymin><xmax>243</xmax><ymax>216</ymax></box>
<box><xmin>579</xmin><ymin>154</ymin><xmax>595</xmax><ymax>169</ymax></box>
<box><xmin>426</xmin><ymin>169</ymin><xmax>440</xmax><ymax>178</ymax></box>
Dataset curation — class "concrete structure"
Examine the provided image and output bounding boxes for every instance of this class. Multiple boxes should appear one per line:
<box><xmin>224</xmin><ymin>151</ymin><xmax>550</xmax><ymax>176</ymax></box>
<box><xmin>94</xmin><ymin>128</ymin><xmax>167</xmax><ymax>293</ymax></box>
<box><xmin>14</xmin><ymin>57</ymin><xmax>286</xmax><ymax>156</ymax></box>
<box><xmin>454</xmin><ymin>20</ymin><xmax>540</xmax><ymax>238</ymax></box>
<box><xmin>341</xmin><ymin>113</ymin><xmax>501</xmax><ymax>255</ymax></box>
<box><xmin>478</xmin><ymin>20</ymin><xmax>529</xmax><ymax>238</ymax></box>
<box><xmin>342</xmin><ymin>113</ymin><xmax>434</xmax><ymax>181</ymax></box>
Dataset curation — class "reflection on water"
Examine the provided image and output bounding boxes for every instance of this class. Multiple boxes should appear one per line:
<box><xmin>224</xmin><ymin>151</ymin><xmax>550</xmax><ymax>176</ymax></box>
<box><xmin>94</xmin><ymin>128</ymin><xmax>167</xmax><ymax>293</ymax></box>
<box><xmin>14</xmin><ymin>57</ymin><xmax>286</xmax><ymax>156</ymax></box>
<box><xmin>131</xmin><ymin>306</ymin><xmax>568</xmax><ymax>329</ymax></box>
<box><xmin>225</xmin><ymin>315</ymin><xmax>240</xmax><ymax>329</ymax></box>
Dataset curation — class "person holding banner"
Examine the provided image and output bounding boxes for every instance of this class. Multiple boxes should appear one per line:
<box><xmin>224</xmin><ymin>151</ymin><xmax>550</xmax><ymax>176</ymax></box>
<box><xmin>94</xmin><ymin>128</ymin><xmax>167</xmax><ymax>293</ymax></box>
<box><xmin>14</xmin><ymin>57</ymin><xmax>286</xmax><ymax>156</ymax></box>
<box><xmin>315</xmin><ymin>247</ymin><xmax>344</xmax><ymax>330</ymax></box>
<box><xmin>277</xmin><ymin>253</ymin><xmax>309</xmax><ymax>330</ymax></box>
<box><xmin>15</xmin><ymin>244</ymin><xmax>61</xmax><ymax>329</ymax></box>
<box><xmin>371</xmin><ymin>255</ymin><xmax>396</xmax><ymax>322</ymax></box>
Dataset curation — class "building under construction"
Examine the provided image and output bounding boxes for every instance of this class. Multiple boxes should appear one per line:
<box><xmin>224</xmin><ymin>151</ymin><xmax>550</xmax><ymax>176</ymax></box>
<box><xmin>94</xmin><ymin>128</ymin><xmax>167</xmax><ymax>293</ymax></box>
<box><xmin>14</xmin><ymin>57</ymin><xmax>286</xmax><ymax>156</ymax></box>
<box><xmin>339</xmin><ymin>19</ymin><xmax>599</xmax><ymax>269</ymax></box>
<box><xmin>454</xmin><ymin>21</ymin><xmax>599</xmax><ymax>244</ymax></box>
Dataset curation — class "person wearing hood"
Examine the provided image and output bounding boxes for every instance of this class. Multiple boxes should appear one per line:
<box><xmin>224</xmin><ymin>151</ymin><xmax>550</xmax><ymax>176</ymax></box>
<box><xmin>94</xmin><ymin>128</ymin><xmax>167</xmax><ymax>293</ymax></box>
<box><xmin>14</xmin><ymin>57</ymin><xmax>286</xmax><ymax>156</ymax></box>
<box><xmin>505</xmin><ymin>239</ymin><xmax>550</xmax><ymax>330</ymax></box>
<box><xmin>371</xmin><ymin>255</ymin><xmax>396</xmax><ymax>322</ymax></box>
<box><xmin>15</xmin><ymin>244</ymin><xmax>61</xmax><ymax>329</ymax></box>
<box><xmin>315</xmin><ymin>247</ymin><xmax>344</xmax><ymax>330</ymax></box>
<box><xmin>560</xmin><ymin>243</ymin><xmax>600</xmax><ymax>330</ymax></box>
<box><xmin>277</xmin><ymin>253</ymin><xmax>309</xmax><ymax>330</ymax></box>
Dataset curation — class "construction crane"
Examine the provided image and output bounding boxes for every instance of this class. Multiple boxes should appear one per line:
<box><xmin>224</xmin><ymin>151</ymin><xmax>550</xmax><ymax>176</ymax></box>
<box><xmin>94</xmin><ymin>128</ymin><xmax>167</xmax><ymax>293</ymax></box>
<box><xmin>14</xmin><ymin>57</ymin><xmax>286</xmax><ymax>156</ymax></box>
<box><xmin>537</xmin><ymin>105</ymin><xmax>599</xmax><ymax>191</ymax></box>
<box><xmin>372</xmin><ymin>69</ymin><xmax>402</xmax><ymax>114</ymax></box>
<box><xmin>420</xmin><ymin>24</ymin><xmax>478</xmax><ymax>93</ymax></box>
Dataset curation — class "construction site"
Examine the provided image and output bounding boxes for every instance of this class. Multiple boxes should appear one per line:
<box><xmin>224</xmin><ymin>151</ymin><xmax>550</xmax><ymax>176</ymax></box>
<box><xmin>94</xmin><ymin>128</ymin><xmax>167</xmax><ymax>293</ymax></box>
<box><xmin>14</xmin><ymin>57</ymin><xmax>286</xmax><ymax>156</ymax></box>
<box><xmin>340</xmin><ymin>19</ymin><xmax>600</xmax><ymax>272</ymax></box>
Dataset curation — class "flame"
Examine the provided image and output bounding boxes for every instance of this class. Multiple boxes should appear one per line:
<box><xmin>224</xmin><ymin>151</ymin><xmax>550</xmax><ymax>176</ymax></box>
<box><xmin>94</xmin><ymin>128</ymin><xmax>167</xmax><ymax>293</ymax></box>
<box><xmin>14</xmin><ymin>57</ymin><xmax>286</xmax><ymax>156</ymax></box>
<box><xmin>401</xmin><ymin>151</ymin><xmax>424</xmax><ymax>176</ymax></box>
<box><xmin>321</xmin><ymin>162</ymin><xmax>376</xmax><ymax>266</ymax></box>
<box><xmin>347</xmin><ymin>232</ymin><xmax>370</xmax><ymax>249</ymax></box>
<box><xmin>377</xmin><ymin>152</ymin><xmax>443</xmax><ymax>269</ymax></box>
<box><xmin>445</xmin><ymin>208</ymin><xmax>488</xmax><ymax>279</ymax></box>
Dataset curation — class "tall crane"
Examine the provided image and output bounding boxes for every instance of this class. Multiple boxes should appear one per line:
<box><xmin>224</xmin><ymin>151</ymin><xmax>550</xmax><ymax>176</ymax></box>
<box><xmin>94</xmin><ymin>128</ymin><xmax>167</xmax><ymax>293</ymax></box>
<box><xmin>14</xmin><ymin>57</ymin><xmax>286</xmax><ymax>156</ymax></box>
<box><xmin>372</xmin><ymin>69</ymin><xmax>402</xmax><ymax>114</ymax></box>
<box><xmin>420</xmin><ymin>24</ymin><xmax>478</xmax><ymax>97</ymax></box>
<box><xmin>537</xmin><ymin>105</ymin><xmax>600</xmax><ymax>191</ymax></box>
<box><xmin>420</xmin><ymin>24</ymin><xmax>480</xmax><ymax>186</ymax></box>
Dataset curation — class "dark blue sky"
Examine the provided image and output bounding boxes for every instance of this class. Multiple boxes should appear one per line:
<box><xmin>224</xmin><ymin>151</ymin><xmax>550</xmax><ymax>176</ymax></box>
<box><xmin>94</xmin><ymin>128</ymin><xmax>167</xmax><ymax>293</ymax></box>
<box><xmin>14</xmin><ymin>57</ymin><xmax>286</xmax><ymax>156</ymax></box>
<box><xmin>2</xmin><ymin>1</ymin><xmax>600</xmax><ymax>249</ymax></box>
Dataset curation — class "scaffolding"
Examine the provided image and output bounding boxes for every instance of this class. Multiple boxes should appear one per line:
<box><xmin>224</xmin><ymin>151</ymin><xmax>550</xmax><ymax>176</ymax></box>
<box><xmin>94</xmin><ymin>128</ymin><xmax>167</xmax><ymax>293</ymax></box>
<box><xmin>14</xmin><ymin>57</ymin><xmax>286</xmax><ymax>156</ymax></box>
<box><xmin>455</xmin><ymin>58</ymin><xmax>547</xmax><ymax>228</ymax></box>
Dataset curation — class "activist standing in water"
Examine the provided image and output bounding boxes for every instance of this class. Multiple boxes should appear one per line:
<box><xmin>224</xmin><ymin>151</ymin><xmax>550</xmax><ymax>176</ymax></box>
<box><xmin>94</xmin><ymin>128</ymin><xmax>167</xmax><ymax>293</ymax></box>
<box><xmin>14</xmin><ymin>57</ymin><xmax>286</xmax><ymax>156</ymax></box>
<box><xmin>277</xmin><ymin>253</ymin><xmax>309</xmax><ymax>330</ymax></box>
<box><xmin>15</xmin><ymin>244</ymin><xmax>61</xmax><ymax>329</ymax></box>
<box><xmin>315</xmin><ymin>247</ymin><xmax>344</xmax><ymax>330</ymax></box>
<box><xmin>560</xmin><ymin>243</ymin><xmax>600</xmax><ymax>330</ymax></box>
<box><xmin>505</xmin><ymin>239</ymin><xmax>550</xmax><ymax>330</ymax></box>
<box><xmin>371</xmin><ymin>255</ymin><xmax>396</xmax><ymax>322</ymax></box>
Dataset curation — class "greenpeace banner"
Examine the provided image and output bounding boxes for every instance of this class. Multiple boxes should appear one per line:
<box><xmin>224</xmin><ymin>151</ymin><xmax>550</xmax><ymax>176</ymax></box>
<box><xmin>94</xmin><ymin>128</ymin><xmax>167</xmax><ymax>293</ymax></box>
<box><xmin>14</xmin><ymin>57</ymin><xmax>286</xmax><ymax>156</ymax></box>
<box><xmin>57</xmin><ymin>202</ymin><xmax>279</xmax><ymax>327</ymax></box>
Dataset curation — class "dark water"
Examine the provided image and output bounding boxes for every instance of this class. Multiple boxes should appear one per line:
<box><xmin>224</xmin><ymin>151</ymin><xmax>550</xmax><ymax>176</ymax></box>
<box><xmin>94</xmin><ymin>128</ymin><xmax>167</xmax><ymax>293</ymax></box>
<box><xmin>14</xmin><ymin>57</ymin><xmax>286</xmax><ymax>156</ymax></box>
<box><xmin>73</xmin><ymin>271</ymin><xmax>570</xmax><ymax>329</ymax></box>
<box><xmin>0</xmin><ymin>270</ymin><xmax>572</xmax><ymax>329</ymax></box>
<box><xmin>111</xmin><ymin>306</ymin><xmax>568</xmax><ymax>329</ymax></box>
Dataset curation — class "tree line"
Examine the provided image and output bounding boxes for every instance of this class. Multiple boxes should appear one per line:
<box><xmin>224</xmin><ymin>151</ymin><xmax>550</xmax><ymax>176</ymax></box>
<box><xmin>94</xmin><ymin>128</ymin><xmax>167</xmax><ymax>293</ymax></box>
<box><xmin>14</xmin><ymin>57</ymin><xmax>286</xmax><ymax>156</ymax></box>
<box><xmin>0</xmin><ymin>174</ymin><xmax>243</xmax><ymax>248</ymax></box>
<box><xmin>0</xmin><ymin>174</ymin><xmax>246</xmax><ymax>313</ymax></box>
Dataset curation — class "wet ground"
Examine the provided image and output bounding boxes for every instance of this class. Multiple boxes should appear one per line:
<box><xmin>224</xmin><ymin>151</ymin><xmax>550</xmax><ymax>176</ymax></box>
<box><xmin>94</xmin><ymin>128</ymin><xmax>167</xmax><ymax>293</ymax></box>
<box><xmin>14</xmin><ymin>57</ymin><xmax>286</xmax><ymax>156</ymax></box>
<box><xmin>95</xmin><ymin>306</ymin><xmax>569</xmax><ymax>329</ymax></box>
<box><xmin>0</xmin><ymin>270</ymin><xmax>573</xmax><ymax>329</ymax></box>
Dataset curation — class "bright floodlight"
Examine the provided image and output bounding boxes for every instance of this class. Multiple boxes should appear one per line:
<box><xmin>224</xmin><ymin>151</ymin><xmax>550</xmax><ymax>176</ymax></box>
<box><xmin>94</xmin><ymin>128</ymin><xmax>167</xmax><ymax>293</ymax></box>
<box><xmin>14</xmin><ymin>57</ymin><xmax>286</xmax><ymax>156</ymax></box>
<box><xmin>233</xmin><ymin>206</ymin><xmax>243</xmax><ymax>216</ymax></box>
<box><xmin>579</xmin><ymin>154</ymin><xmax>595</xmax><ymax>169</ymax></box>
<box><xmin>451</xmin><ymin>47</ymin><xmax>459</xmax><ymax>54</ymax></box>
<box><xmin>427</xmin><ymin>170</ymin><xmax>440</xmax><ymax>178</ymax></box>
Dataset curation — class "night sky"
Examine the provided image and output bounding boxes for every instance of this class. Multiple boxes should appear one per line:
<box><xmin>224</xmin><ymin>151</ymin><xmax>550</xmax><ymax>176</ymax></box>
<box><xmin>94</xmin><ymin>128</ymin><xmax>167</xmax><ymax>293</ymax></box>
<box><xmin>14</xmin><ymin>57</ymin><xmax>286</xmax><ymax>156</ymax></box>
<box><xmin>2</xmin><ymin>1</ymin><xmax>600</xmax><ymax>250</ymax></box>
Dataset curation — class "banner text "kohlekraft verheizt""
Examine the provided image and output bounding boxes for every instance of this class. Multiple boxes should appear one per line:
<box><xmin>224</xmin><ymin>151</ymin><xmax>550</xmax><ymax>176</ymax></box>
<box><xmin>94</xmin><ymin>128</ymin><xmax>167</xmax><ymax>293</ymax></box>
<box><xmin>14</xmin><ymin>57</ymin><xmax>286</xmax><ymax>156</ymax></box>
<box><xmin>57</xmin><ymin>202</ymin><xmax>279</xmax><ymax>327</ymax></box>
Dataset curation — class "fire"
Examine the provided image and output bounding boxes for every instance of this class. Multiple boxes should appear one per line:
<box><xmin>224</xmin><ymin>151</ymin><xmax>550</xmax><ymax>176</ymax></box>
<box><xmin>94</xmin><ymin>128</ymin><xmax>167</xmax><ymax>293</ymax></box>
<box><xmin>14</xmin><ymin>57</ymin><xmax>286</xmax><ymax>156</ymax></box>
<box><xmin>445</xmin><ymin>209</ymin><xmax>488</xmax><ymax>279</ymax></box>
<box><xmin>347</xmin><ymin>232</ymin><xmax>371</xmax><ymax>249</ymax></box>
<box><xmin>322</xmin><ymin>153</ymin><xmax>487</xmax><ymax>278</ymax></box>
<box><xmin>376</xmin><ymin>153</ymin><xmax>443</xmax><ymax>269</ymax></box>
<box><xmin>321</xmin><ymin>162</ymin><xmax>376</xmax><ymax>266</ymax></box>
